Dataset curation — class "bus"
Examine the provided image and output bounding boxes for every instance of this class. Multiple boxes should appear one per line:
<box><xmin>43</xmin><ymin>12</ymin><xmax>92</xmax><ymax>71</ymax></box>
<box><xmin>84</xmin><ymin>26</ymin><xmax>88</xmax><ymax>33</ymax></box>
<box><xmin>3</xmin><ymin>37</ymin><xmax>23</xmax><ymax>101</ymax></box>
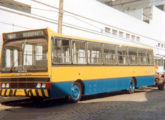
<box><xmin>0</xmin><ymin>28</ymin><xmax>158</xmax><ymax>102</ymax></box>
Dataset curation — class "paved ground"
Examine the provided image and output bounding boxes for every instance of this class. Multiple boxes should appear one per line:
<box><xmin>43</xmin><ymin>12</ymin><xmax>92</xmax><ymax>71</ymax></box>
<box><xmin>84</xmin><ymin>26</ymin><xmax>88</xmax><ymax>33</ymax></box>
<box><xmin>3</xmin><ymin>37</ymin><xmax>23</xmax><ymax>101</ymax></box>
<box><xmin>0</xmin><ymin>87</ymin><xmax>165</xmax><ymax>120</ymax></box>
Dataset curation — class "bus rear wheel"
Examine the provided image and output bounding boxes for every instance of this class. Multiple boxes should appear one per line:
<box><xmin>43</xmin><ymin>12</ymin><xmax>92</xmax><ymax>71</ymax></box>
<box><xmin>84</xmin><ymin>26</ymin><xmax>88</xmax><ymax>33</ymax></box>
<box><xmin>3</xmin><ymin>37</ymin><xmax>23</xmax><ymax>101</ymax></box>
<box><xmin>128</xmin><ymin>79</ymin><xmax>135</xmax><ymax>94</ymax></box>
<box><xmin>70</xmin><ymin>82</ymin><xmax>82</xmax><ymax>103</ymax></box>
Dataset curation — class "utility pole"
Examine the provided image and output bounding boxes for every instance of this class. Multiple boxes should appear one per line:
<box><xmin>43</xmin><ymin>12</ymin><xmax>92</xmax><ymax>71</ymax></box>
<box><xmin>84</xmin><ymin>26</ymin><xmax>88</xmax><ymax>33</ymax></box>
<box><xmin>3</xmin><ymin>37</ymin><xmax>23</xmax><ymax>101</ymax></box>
<box><xmin>58</xmin><ymin>0</ymin><xmax>64</xmax><ymax>34</ymax></box>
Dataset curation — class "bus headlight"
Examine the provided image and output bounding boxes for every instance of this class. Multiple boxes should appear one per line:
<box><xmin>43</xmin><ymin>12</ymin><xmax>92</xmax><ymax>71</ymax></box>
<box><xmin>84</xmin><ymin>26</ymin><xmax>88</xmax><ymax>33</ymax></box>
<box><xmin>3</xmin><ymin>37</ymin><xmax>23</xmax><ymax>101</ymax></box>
<box><xmin>2</xmin><ymin>83</ymin><xmax>5</xmax><ymax>88</ymax></box>
<box><xmin>41</xmin><ymin>83</ymin><xmax>46</xmax><ymax>88</ymax></box>
<box><xmin>36</xmin><ymin>83</ymin><xmax>41</xmax><ymax>88</ymax></box>
<box><xmin>6</xmin><ymin>83</ymin><xmax>9</xmax><ymax>88</ymax></box>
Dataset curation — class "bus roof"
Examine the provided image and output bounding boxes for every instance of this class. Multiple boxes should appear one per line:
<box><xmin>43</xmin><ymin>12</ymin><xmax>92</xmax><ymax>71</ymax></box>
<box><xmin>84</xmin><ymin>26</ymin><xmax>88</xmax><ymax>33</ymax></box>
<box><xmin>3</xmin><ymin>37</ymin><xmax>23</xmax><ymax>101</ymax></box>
<box><xmin>47</xmin><ymin>28</ymin><xmax>152</xmax><ymax>50</ymax></box>
<box><xmin>3</xmin><ymin>28</ymin><xmax>153</xmax><ymax>50</ymax></box>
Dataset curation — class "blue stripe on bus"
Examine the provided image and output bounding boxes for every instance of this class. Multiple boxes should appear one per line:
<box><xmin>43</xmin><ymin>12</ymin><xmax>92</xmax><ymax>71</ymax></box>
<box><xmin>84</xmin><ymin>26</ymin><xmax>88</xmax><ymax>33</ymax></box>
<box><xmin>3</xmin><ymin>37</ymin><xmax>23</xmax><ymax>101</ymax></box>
<box><xmin>50</xmin><ymin>82</ymin><xmax>73</xmax><ymax>98</ymax></box>
<box><xmin>50</xmin><ymin>75</ymin><xmax>155</xmax><ymax>98</ymax></box>
<box><xmin>136</xmin><ymin>76</ymin><xmax>155</xmax><ymax>87</ymax></box>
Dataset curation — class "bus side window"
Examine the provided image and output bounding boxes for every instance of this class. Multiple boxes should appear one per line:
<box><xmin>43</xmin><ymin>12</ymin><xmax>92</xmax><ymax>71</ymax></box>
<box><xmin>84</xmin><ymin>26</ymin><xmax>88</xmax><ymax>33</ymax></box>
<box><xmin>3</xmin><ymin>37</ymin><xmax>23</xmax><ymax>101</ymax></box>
<box><xmin>117</xmin><ymin>46</ymin><xmax>128</xmax><ymax>65</ymax></box>
<box><xmin>147</xmin><ymin>50</ymin><xmax>153</xmax><ymax>65</ymax></box>
<box><xmin>72</xmin><ymin>40</ymin><xmax>86</xmax><ymax>64</ymax></box>
<box><xmin>88</xmin><ymin>42</ymin><xmax>102</xmax><ymax>64</ymax></box>
<box><xmin>128</xmin><ymin>48</ymin><xmax>137</xmax><ymax>65</ymax></box>
<box><xmin>52</xmin><ymin>38</ymin><xmax>71</xmax><ymax>64</ymax></box>
<box><xmin>137</xmin><ymin>49</ymin><xmax>147</xmax><ymax>65</ymax></box>
<box><xmin>103</xmin><ymin>44</ymin><xmax>116</xmax><ymax>65</ymax></box>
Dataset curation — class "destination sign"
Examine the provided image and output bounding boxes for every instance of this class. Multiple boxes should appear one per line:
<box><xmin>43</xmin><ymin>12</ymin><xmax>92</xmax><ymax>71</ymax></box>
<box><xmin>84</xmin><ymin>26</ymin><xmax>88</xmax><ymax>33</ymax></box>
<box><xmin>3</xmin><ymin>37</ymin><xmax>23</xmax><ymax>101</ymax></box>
<box><xmin>4</xmin><ymin>29</ymin><xmax>46</xmax><ymax>40</ymax></box>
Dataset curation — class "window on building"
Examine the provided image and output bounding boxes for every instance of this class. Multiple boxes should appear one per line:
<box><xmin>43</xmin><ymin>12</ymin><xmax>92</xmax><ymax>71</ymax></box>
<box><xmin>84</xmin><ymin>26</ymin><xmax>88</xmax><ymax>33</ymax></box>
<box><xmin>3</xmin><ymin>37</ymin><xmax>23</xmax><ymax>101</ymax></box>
<box><xmin>157</xmin><ymin>5</ymin><xmax>164</xmax><ymax>11</ymax></box>
<box><xmin>158</xmin><ymin>43</ymin><xmax>161</xmax><ymax>47</ymax></box>
<box><xmin>112</xmin><ymin>29</ymin><xmax>118</xmax><ymax>36</ymax></box>
<box><xmin>161</xmin><ymin>44</ymin><xmax>164</xmax><ymax>48</ymax></box>
<box><xmin>119</xmin><ymin>31</ymin><xmax>124</xmax><ymax>38</ymax></box>
<box><xmin>136</xmin><ymin>37</ymin><xmax>140</xmax><ymax>41</ymax></box>
<box><xmin>105</xmin><ymin>27</ymin><xmax>111</xmax><ymax>33</ymax></box>
<box><xmin>126</xmin><ymin>33</ymin><xmax>130</xmax><ymax>40</ymax></box>
<box><xmin>131</xmin><ymin>35</ymin><xmax>135</xmax><ymax>40</ymax></box>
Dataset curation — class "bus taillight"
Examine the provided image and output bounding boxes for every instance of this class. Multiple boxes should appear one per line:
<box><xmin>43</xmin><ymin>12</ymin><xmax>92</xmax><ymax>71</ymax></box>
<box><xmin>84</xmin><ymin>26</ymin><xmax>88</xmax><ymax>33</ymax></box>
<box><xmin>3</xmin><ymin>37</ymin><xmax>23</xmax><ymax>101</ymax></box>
<box><xmin>46</xmin><ymin>83</ymin><xmax>50</xmax><ymax>89</ymax></box>
<box><xmin>0</xmin><ymin>83</ymin><xmax>9</xmax><ymax>88</ymax></box>
<box><xmin>36</xmin><ymin>83</ymin><xmax>50</xmax><ymax>89</ymax></box>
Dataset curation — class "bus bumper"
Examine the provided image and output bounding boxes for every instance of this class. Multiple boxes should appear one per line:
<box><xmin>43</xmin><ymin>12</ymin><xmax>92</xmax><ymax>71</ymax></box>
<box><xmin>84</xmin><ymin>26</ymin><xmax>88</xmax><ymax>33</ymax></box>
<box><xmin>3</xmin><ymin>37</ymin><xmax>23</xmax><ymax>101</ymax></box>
<box><xmin>0</xmin><ymin>89</ymin><xmax>49</xmax><ymax>97</ymax></box>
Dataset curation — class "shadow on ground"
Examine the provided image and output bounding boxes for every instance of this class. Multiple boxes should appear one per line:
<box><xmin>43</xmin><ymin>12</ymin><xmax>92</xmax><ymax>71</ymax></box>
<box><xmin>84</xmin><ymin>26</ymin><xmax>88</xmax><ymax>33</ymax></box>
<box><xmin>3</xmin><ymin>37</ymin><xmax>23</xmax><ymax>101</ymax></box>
<box><xmin>0</xmin><ymin>89</ymin><xmax>134</xmax><ymax>108</ymax></box>
<box><xmin>0</xmin><ymin>87</ymin><xmax>165</xmax><ymax>120</ymax></box>
<box><xmin>0</xmin><ymin>86</ymin><xmax>148</xmax><ymax>108</ymax></box>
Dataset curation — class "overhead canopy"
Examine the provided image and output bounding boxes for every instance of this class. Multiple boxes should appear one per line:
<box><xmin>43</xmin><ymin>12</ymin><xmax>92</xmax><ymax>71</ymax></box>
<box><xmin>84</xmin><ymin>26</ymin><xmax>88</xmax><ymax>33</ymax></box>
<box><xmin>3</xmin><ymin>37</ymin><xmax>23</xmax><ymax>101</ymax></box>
<box><xmin>99</xmin><ymin>0</ymin><xmax>165</xmax><ymax>10</ymax></box>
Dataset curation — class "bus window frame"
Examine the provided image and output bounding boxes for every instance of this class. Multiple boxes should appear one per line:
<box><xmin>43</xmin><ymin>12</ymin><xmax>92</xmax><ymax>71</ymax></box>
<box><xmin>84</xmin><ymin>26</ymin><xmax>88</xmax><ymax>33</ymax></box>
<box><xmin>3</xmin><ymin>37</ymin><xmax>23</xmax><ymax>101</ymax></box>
<box><xmin>128</xmin><ymin>47</ymin><xmax>138</xmax><ymax>65</ymax></box>
<box><xmin>51</xmin><ymin>37</ymin><xmax>72</xmax><ymax>65</ymax></box>
<box><xmin>117</xmin><ymin>46</ymin><xmax>128</xmax><ymax>65</ymax></box>
<box><xmin>1</xmin><ymin>37</ymin><xmax>48</xmax><ymax>73</ymax></box>
<box><xmin>51</xmin><ymin>36</ymin><xmax>154</xmax><ymax>67</ymax></box>
<box><xmin>87</xmin><ymin>41</ymin><xmax>103</xmax><ymax>65</ymax></box>
<box><xmin>137</xmin><ymin>48</ymin><xmax>147</xmax><ymax>66</ymax></box>
<box><xmin>72</xmin><ymin>40</ymin><xmax>87</xmax><ymax>64</ymax></box>
<box><xmin>103</xmin><ymin>44</ymin><xmax>117</xmax><ymax>65</ymax></box>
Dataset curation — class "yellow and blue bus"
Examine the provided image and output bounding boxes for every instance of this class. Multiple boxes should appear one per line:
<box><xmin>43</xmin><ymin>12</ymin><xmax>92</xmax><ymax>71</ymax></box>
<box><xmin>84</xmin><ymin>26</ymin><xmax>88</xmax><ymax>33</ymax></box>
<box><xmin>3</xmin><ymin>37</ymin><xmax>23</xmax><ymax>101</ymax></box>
<box><xmin>0</xmin><ymin>28</ymin><xmax>156</xmax><ymax>102</ymax></box>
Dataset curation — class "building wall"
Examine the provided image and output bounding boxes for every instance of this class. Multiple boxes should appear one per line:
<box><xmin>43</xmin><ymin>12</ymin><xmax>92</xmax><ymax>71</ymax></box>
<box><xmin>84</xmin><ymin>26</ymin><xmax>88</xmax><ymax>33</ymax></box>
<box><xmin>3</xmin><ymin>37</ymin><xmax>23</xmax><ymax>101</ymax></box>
<box><xmin>0</xmin><ymin>0</ymin><xmax>165</xmax><ymax>56</ymax></box>
<box><xmin>124</xmin><ymin>9</ymin><xmax>144</xmax><ymax>21</ymax></box>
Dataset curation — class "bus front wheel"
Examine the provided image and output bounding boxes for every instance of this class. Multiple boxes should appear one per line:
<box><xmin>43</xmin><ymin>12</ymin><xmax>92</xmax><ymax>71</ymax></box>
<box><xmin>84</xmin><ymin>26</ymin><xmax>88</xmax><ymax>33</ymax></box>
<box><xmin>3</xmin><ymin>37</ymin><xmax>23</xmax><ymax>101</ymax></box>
<box><xmin>128</xmin><ymin>79</ymin><xmax>136</xmax><ymax>94</ymax></box>
<box><xmin>70</xmin><ymin>82</ymin><xmax>82</xmax><ymax>103</ymax></box>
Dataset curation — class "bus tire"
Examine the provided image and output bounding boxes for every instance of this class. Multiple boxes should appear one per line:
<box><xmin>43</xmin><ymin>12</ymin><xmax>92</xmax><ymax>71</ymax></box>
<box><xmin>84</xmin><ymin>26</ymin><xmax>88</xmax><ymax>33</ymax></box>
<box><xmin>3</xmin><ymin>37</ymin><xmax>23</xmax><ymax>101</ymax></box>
<box><xmin>128</xmin><ymin>79</ymin><xmax>136</xmax><ymax>94</ymax></box>
<box><xmin>70</xmin><ymin>82</ymin><xmax>82</xmax><ymax>103</ymax></box>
